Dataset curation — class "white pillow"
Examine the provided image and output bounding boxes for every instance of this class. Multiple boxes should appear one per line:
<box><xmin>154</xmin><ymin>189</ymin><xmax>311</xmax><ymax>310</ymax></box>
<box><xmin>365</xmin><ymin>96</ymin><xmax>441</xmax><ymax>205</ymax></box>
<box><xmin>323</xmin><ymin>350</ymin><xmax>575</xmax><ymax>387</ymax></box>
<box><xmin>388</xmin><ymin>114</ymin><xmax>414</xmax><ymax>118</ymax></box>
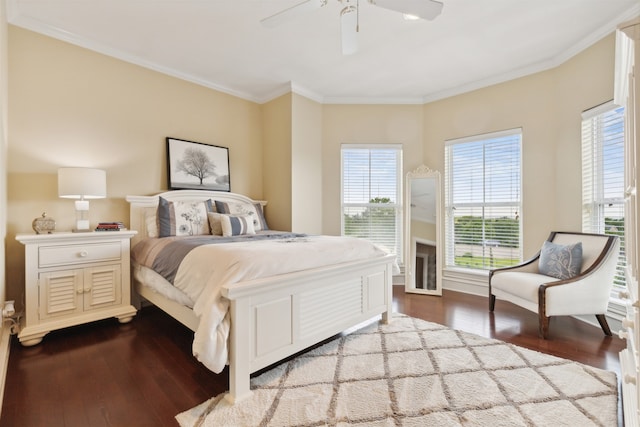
<box><xmin>207</xmin><ymin>212</ymin><xmax>224</xmax><ymax>236</ymax></box>
<box><xmin>144</xmin><ymin>208</ymin><xmax>158</xmax><ymax>238</ymax></box>
<box><xmin>220</xmin><ymin>214</ymin><xmax>256</xmax><ymax>237</ymax></box>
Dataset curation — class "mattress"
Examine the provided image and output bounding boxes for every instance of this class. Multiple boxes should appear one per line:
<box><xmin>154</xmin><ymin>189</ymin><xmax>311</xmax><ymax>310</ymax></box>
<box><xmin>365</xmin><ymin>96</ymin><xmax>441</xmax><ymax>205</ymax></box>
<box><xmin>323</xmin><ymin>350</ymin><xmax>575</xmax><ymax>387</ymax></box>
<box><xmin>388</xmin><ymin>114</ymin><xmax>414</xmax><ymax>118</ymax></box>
<box><xmin>131</xmin><ymin>233</ymin><xmax>394</xmax><ymax>372</ymax></box>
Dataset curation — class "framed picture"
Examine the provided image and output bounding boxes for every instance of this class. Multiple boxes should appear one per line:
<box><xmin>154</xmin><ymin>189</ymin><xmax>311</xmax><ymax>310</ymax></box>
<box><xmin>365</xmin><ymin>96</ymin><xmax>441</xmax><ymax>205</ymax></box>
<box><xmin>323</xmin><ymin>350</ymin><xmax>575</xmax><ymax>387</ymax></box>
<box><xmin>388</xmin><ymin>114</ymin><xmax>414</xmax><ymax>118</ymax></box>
<box><xmin>166</xmin><ymin>137</ymin><xmax>230</xmax><ymax>191</ymax></box>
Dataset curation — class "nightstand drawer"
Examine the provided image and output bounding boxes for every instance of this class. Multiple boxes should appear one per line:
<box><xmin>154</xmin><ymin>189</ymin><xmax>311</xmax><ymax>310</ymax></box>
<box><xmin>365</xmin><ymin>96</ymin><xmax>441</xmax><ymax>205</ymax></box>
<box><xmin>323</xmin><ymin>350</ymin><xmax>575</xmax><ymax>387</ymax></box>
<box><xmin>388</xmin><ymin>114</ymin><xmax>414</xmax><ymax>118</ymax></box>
<box><xmin>39</xmin><ymin>242</ymin><xmax>121</xmax><ymax>267</ymax></box>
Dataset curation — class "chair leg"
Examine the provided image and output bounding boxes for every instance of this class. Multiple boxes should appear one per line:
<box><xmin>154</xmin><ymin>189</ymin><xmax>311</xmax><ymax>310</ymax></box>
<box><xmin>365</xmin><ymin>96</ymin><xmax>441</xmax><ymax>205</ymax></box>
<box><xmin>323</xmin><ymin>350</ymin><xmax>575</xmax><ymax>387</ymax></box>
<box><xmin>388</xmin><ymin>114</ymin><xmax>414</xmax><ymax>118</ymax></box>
<box><xmin>489</xmin><ymin>294</ymin><xmax>496</xmax><ymax>311</ymax></box>
<box><xmin>539</xmin><ymin>315</ymin><xmax>550</xmax><ymax>339</ymax></box>
<box><xmin>595</xmin><ymin>314</ymin><xmax>613</xmax><ymax>336</ymax></box>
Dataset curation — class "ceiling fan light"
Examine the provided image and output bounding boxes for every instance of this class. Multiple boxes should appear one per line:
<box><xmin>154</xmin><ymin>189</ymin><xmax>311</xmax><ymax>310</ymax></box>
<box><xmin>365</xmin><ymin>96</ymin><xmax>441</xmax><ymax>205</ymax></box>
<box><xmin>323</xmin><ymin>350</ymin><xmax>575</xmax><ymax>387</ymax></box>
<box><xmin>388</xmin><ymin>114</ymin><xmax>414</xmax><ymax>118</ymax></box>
<box><xmin>370</xmin><ymin>0</ymin><xmax>443</xmax><ymax>21</ymax></box>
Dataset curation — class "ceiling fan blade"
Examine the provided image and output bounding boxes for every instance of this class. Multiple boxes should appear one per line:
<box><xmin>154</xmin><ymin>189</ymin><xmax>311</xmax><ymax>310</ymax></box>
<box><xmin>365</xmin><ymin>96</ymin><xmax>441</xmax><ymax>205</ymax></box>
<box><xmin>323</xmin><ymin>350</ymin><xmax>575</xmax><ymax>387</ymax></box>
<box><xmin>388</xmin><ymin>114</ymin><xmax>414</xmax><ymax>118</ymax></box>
<box><xmin>261</xmin><ymin>0</ymin><xmax>327</xmax><ymax>28</ymax></box>
<box><xmin>341</xmin><ymin>6</ymin><xmax>358</xmax><ymax>55</ymax></box>
<box><xmin>369</xmin><ymin>0</ymin><xmax>443</xmax><ymax>21</ymax></box>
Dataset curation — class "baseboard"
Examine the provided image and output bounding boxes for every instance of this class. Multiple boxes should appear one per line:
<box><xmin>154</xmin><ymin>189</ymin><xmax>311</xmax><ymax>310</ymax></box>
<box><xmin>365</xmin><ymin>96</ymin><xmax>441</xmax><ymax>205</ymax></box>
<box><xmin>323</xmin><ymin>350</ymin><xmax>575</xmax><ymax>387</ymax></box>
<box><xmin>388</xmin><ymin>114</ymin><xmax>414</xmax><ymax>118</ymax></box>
<box><xmin>0</xmin><ymin>326</ymin><xmax>11</xmax><ymax>418</ymax></box>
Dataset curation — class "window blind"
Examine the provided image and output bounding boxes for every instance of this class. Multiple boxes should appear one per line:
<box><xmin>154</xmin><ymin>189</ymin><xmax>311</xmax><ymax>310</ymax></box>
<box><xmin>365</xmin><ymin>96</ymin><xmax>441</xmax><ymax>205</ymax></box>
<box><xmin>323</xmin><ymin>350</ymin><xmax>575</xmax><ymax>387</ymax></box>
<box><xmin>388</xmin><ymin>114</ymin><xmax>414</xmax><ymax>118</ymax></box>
<box><xmin>581</xmin><ymin>102</ymin><xmax>626</xmax><ymax>288</ymax></box>
<box><xmin>341</xmin><ymin>145</ymin><xmax>402</xmax><ymax>263</ymax></box>
<box><xmin>444</xmin><ymin>129</ymin><xmax>522</xmax><ymax>270</ymax></box>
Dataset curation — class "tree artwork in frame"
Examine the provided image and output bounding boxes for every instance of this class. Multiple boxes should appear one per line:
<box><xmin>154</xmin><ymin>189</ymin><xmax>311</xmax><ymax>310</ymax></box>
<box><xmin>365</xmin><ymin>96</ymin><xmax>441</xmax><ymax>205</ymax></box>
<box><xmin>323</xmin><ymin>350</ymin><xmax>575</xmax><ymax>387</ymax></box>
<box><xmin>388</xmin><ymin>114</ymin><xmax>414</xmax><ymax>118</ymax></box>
<box><xmin>166</xmin><ymin>137</ymin><xmax>230</xmax><ymax>192</ymax></box>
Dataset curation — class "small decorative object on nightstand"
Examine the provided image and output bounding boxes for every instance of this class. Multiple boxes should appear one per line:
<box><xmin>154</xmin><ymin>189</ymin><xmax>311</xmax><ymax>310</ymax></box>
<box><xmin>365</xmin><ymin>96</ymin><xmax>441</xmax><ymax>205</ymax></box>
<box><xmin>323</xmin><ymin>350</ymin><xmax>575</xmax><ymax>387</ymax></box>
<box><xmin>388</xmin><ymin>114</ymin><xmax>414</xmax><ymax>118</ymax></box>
<box><xmin>32</xmin><ymin>212</ymin><xmax>56</xmax><ymax>234</ymax></box>
<box><xmin>15</xmin><ymin>230</ymin><xmax>137</xmax><ymax>346</ymax></box>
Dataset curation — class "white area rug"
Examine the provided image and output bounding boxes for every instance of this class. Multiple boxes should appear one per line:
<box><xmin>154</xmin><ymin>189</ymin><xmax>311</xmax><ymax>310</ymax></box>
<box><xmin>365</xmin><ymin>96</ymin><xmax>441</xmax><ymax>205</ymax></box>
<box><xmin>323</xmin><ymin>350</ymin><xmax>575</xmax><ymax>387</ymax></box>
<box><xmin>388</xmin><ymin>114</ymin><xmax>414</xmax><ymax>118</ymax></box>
<box><xmin>176</xmin><ymin>315</ymin><xmax>618</xmax><ymax>427</ymax></box>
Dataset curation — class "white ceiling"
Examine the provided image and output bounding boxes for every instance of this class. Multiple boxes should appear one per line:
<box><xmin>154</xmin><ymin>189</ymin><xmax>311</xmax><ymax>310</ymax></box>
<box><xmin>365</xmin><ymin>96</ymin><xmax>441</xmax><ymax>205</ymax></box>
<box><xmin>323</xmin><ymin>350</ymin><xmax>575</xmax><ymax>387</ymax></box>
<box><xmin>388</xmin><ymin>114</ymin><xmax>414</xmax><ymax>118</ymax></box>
<box><xmin>7</xmin><ymin>0</ymin><xmax>640</xmax><ymax>104</ymax></box>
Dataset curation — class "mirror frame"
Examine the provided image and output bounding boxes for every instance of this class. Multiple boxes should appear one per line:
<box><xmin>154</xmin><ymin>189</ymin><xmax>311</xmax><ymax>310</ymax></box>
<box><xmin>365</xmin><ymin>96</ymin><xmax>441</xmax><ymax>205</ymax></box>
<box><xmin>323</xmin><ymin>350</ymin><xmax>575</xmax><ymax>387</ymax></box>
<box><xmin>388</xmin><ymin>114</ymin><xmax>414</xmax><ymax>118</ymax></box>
<box><xmin>404</xmin><ymin>165</ymin><xmax>442</xmax><ymax>295</ymax></box>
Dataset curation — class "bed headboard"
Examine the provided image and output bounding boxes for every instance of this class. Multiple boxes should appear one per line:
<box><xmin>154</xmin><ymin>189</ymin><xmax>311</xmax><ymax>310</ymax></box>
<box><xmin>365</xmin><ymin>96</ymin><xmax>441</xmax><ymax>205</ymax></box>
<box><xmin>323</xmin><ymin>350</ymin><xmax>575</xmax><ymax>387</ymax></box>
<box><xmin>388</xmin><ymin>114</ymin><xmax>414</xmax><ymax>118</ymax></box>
<box><xmin>126</xmin><ymin>190</ymin><xmax>265</xmax><ymax>247</ymax></box>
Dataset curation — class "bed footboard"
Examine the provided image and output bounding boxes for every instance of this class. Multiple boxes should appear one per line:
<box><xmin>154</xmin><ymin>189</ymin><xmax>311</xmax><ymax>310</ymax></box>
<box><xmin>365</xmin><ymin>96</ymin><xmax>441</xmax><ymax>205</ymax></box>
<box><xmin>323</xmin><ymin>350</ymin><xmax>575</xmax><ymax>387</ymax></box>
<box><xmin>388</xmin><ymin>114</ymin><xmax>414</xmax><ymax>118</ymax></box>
<box><xmin>222</xmin><ymin>254</ymin><xmax>395</xmax><ymax>403</ymax></box>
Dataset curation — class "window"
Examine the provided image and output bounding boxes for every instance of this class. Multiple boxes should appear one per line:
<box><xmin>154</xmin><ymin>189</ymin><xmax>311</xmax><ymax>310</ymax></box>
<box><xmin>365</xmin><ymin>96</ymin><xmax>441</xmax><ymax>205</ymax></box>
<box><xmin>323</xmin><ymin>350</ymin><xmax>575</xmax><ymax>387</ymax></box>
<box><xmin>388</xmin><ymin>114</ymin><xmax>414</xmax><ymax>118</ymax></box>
<box><xmin>341</xmin><ymin>145</ymin><xmax>402</xmax><ymax>263</ymax></box>
<box><xmin>581</xmin><ymin>102</ymin><xmax>626</xmax><ymax>288</ymax></box>
<box><xmin>444</xmin><ymin>129</ymin><xmax>522</xmax><ymax>270</ymax></box>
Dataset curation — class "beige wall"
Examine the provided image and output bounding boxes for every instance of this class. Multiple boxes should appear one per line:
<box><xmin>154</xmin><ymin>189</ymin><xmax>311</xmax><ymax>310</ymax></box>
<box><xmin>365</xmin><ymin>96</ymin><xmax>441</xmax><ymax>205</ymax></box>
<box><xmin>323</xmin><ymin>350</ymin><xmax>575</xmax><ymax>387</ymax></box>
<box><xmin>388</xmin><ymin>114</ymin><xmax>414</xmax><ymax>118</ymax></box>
<box><xmin>291</xmin><ymin>93</ymin><xmax>322</xmax><ymax>234</ymax></box>
<box><xmin>261</xmin><ymin>93</ymin><xmax>323</xmax><ymax>234</ymax></box>
<box><xmin>553</xmin><ymin>34</ymin><xmax>617</xmax><ymax>231</ymax></box>
<box><xmin>321</xmin><ymin>104</ymin><xmax>424</xmax><ymax>235</ymax></box>
<box><xmin>6</xmin><ymin>26</ymin><xmax>263</xmax><ymax>303</ymax></box>
<box><xmin>4</xmin><ymin>24</ymin><xmax>620</xmax><ymax>303</ymax></box>
<box><xmin>261</xmin><ymin>93</ymin><xmax>292</xmax><ymax>232</ymax></box>
<box><xmin>1</xmin><ymin>0</ymin><xmax>8</xmax><ymax>325</ymax></box>
<box><xmin>422</xmin><ymin>34</ymin><xmax>616</xmax><ymax>259</ymax></box>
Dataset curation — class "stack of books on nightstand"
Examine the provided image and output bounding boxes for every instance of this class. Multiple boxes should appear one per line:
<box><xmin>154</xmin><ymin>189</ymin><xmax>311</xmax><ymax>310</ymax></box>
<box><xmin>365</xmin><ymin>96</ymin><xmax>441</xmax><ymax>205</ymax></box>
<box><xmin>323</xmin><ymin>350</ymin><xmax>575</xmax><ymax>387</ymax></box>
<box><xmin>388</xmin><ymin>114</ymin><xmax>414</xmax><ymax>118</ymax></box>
<box><xmin>95</xmin><ymin>221</ymin><xmax>126</xmax><ymax>232</ymax></box>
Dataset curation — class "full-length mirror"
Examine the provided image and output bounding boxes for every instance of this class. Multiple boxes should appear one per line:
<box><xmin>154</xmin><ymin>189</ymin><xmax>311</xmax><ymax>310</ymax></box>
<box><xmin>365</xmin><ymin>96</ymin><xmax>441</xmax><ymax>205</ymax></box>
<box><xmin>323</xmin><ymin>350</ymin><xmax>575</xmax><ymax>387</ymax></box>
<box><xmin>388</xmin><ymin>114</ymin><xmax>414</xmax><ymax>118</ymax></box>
<box><xmin>405</xmin><ymin>166</ymin><xmax>442</xmax><ymax>295</ymax></box>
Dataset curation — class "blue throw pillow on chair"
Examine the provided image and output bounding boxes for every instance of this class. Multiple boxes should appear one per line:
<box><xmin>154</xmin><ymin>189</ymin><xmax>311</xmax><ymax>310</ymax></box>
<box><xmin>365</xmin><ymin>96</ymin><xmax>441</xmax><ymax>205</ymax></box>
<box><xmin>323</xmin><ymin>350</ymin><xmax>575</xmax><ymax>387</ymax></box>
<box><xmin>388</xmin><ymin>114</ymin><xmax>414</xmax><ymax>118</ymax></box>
<box><xmin>538</xmin><ymin>240</ymin><xmax>583</xmax><ymax>280</ymax></box>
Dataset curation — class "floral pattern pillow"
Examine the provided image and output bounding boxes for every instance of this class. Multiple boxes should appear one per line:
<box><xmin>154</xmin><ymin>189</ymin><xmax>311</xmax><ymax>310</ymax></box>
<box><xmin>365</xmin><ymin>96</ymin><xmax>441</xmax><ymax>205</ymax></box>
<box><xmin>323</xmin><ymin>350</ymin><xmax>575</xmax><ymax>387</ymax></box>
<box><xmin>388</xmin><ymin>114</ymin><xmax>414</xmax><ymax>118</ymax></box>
<box><xmin>538</xmin><ymin>240</ymin><xmax>583</xmax><ymax>280</ymax></box>
<box><xmin>157</xmin><ymin>197</ymin><xmax>214</xmax><ymax>237</ymax></box>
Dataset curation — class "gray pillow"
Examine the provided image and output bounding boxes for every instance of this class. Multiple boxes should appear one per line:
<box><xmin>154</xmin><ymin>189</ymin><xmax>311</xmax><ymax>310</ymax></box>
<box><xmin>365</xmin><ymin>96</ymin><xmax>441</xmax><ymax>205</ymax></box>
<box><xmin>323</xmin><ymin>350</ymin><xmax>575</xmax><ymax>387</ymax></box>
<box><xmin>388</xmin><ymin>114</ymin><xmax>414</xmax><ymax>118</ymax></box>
<box><xmin>538</xmin><ymin>240</ymin><xmax>583</xmax><ymax>280</ymax></box>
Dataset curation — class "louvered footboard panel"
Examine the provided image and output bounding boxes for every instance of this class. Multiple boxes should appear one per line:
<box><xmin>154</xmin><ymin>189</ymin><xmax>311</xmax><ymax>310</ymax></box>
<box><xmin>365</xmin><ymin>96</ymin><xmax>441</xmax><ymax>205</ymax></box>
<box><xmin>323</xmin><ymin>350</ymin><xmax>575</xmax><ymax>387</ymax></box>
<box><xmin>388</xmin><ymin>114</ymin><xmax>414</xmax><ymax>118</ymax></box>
<box><xmin>298</xmin><ymin>278</ymin><xmax>363</xmax><ymax>339</ymax></box>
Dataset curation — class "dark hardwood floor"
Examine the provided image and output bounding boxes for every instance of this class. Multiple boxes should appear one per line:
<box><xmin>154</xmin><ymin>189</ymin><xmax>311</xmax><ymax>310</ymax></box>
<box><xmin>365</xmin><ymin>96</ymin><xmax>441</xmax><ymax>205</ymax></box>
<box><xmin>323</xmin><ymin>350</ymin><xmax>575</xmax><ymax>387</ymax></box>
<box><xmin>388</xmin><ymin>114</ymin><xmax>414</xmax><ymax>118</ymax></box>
<box><xmin>0</xmin><ymin>287</ymin><xmax>626</xmax><ymax>427</ymax></box>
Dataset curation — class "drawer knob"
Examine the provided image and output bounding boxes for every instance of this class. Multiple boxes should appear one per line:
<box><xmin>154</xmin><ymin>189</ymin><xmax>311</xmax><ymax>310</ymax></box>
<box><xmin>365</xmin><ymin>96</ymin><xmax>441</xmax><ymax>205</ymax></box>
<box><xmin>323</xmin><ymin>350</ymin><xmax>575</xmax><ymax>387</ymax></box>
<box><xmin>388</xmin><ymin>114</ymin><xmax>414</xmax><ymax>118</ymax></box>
<box><xmin>624</xmin><ymin>374</ymin><xmax>637</xmax><ymax>385</ymax></box>
<box><xmin>618</xmin><ymin>330</ymin><xmax>629</xmax><ymax>340</ymax></box>
<box><xmin>83</xmin><ymin>287</ymin><xmax>91</xmax><ymax>293</ymax></box>
<box><xmin>76</xmin><ymin>288</ymin><xmax>84</xmax><ymax>295</ymax></box>
<box><xmin>78</xmin><ymin>251</ymin><xmax>88</xmax><ymax>258</ymax></box>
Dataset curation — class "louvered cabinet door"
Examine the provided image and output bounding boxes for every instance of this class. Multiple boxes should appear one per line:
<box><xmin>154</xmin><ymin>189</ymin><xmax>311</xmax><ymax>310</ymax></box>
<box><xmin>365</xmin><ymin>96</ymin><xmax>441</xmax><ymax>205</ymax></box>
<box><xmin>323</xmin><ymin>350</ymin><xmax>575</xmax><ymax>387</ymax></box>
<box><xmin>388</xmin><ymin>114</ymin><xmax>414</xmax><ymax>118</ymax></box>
<box><xmin>38</xmin><ymin>269</ymin><xmax>83</xmax><ymax>320</ymax></box>
<box><xmin>83</xmin><ymin>265</ymin><xmax>122</xmax><ymax>311</ymax></box>
<box><xmin>16</xmin><ymin>231</ymin><xmax>138</xmax><ymax>346</ymax></box>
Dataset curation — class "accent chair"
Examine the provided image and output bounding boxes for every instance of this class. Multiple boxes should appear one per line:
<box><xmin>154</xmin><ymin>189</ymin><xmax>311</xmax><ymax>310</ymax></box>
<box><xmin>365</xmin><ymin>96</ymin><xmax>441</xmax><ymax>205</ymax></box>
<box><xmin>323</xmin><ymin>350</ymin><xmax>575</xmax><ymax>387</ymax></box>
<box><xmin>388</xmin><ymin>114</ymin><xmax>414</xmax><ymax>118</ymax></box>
<box><xmin>489</xmin><ymin>231</ymin><xmax>620</xmax><ymax>339</ymax></box>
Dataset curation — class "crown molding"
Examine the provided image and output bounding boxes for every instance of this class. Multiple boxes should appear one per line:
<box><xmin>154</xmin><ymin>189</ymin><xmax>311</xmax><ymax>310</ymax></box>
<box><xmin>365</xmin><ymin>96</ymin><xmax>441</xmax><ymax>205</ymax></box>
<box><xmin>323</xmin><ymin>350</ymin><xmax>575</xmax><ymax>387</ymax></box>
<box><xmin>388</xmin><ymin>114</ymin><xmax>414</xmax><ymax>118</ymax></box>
<box><xmin>7</xmin><ymin>1</ymin><xmax>640</xmax><ymax>106</ymax></box>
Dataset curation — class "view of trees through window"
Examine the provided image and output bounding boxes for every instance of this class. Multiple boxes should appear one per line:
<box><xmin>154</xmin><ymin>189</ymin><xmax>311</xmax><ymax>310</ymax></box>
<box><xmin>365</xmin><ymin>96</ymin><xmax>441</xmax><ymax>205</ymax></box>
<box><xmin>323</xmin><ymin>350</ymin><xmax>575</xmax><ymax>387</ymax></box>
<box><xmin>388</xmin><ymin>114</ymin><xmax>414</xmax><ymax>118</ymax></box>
<box><xmin>445</xmin><ymin>129</ymin><xmax>522</xmax><ymax>270</ymax></box>
<box><xmin>582</xmin><ymin>104</ymin><xmax>626</xmax><ymax>288</ymax></box>
<box><xmin>341</xmin><ymin>146</ymin><xmax>402</xmax><ymax>263</ymax></box>
<box><xmin>452</xmin><ymin>215</ymin><xmax>520</xmax><ymax>269</ymax></box>
<box><xmin>343</xmin><ymin>197</ymin><xmax>395</xmax><ymax>240</ymax></box>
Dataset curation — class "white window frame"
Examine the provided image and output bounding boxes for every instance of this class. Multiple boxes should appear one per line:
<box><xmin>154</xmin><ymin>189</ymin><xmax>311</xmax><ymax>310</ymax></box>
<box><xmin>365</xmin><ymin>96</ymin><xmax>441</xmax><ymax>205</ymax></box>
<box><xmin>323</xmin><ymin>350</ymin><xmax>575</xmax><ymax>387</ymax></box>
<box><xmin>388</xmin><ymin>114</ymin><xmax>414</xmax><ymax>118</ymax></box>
<box><xmin>340</xmin><ymin>144</ymin><xmax>403</xmax><ymax>264</ymax></box>
<box><xmin>581</xmin><ymin>101</ymin><xmax>626</xmax><ymax>292</ymax></box>
<box><xmin>444</xmin><ymin>128</ymin><xmax>523</xmax><ymax>271</ymax></box>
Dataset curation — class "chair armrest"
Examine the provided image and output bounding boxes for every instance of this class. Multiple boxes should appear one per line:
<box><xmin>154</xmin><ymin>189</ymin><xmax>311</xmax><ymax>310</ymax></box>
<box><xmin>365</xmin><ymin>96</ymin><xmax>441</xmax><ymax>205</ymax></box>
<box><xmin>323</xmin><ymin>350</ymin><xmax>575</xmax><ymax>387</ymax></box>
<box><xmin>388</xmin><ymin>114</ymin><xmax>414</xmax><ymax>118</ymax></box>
<box><xmin>489</xmin><ymin>252</ymin><xmax>540</xmax><ymax>282</ymax></box>
<box><xmin>538</xmin><ymin>236</ymin><xmax>619</xmax><ymax>314</ymax></box>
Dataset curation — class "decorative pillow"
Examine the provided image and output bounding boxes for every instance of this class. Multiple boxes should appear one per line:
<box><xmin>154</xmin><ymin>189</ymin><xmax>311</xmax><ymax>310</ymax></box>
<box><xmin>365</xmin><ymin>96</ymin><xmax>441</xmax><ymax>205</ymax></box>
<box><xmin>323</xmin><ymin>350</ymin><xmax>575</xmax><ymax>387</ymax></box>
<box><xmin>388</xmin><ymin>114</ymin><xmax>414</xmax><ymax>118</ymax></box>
<box><xmin>207</xmin><ymin>212</ymin><xmax>224</xmax><ymax>236</ymax></box>
<box><xmin>215</xmin><ymin>200</ymin><xmax>269</xmax><ymax>231</ymax></box>
<box><xmin>157</xmin><ymin>197</ymin><xmax>214</xmax><ymax>237</ymax></box>
<box><xmin>144</xmin><ymin>208</ymin><xmax>158</xmax><ymax>238</ymax></box>
<box><xmin>220</xmin><ymin>214</ymin><xmax>256</xmax><ymax>237</ymax></box>
<box><xmin>538</xmin><ymin>240</ymin><xmax>583</xmax><ymax>280</ymax></box>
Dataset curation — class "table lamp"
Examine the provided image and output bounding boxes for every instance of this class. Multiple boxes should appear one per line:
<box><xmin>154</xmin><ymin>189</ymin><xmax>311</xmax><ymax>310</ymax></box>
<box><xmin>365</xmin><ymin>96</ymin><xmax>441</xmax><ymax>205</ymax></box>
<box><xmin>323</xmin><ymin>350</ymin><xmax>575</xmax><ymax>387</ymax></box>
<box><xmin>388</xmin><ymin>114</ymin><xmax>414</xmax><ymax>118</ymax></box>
<box><xmin>58</xmin><ymin>167</ymin><xmax>106</xmax><ymax>232</ymax></box>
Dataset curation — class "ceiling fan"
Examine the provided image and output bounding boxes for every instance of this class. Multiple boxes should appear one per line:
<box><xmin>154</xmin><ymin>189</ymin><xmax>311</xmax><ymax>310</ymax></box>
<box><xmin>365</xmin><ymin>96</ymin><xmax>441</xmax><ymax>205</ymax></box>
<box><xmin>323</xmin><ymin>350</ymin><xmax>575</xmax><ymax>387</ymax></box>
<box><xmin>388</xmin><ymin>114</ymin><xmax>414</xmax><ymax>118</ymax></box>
<box><xmin>261</xmin><ymin>0</ymin><xmax>444</xmax><ymax>55</ymax></box>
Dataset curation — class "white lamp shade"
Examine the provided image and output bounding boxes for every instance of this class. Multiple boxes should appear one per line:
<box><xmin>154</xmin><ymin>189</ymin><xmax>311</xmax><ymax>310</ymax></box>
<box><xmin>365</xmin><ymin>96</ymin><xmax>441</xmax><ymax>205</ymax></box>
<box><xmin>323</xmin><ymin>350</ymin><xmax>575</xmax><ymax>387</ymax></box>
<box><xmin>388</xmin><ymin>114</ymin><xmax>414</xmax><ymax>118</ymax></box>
<box><xmin>58</xmin><ymin>168</ymin><xmax>107</xmax><ymax>199</ymax></box>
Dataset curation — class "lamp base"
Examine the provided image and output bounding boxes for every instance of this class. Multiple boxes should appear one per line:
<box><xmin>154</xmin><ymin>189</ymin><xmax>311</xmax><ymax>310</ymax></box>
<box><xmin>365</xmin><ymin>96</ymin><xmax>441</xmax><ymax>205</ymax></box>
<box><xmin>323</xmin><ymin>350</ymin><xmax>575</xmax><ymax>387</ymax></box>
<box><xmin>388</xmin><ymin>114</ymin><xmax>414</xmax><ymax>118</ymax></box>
<box><xmin>74</xmin><ymin>201</ymin><xmax>91</xmax><ymax>232</ymax></box>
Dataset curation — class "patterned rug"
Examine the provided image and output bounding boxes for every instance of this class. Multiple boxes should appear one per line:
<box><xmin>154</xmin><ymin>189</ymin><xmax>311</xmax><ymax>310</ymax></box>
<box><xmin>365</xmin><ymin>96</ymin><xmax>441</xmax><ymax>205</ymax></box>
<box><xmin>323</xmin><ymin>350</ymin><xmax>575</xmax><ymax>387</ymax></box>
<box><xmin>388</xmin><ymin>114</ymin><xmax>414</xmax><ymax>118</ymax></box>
<box><xmin>176</xmin><ymin>315</ymin><xmax>618</xmax><ymax>427</ymax></box>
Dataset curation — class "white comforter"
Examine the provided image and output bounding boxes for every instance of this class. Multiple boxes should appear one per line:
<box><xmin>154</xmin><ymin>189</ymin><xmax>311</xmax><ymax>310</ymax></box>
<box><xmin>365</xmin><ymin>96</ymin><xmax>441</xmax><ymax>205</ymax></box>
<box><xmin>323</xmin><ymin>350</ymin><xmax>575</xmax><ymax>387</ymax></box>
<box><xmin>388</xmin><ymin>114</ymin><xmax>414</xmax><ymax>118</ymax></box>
<box><xmin>171</xmin><ymin>235</ymin><xmax>392</xmax><ymax>373</ymax></box>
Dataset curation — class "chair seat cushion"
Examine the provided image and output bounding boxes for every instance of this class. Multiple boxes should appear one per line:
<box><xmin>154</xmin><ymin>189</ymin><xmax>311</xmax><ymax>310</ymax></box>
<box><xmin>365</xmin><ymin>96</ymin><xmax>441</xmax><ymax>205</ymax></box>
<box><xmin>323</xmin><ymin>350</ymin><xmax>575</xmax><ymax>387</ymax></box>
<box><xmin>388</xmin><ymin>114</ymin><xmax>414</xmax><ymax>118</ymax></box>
<box><xmin>491</xmin><ymin>271</ymin><xmax>560</xmax><ymax>302</ymax></box>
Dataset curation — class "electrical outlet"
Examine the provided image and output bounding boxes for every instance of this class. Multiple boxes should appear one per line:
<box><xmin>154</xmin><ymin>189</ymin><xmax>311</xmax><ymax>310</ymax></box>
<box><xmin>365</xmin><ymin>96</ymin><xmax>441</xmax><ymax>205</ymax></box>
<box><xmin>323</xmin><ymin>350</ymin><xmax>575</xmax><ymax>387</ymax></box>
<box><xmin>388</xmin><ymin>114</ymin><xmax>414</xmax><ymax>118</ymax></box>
<box><xmin>2</xmin><ymin>301</ymin><xmax>15</xmax><ymax>318</ymax></box>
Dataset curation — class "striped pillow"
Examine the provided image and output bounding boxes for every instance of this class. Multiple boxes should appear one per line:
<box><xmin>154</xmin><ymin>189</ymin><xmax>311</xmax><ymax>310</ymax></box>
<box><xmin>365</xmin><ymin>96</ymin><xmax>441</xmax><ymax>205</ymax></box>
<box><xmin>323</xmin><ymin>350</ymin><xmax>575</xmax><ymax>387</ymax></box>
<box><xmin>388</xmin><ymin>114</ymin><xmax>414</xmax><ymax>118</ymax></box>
<box><xmin>214</xmin><ymin>200</ymin><xmax>269</xmax><ymax>231</ymax></box>
<box><xmin>220</xmin><ymin>214</ymin><xmax>256</xmax><ymax>237</ymax></box>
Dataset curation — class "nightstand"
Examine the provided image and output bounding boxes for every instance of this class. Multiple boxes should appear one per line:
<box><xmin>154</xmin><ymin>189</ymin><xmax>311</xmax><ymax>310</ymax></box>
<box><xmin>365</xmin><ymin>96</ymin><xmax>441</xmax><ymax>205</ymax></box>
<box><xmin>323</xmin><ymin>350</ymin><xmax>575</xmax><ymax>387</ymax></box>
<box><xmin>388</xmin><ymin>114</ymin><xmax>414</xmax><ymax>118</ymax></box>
<box><xmin>15</xmin><ymin>230</ymin><xmax>138</xmax><ymax>346</ymax></box>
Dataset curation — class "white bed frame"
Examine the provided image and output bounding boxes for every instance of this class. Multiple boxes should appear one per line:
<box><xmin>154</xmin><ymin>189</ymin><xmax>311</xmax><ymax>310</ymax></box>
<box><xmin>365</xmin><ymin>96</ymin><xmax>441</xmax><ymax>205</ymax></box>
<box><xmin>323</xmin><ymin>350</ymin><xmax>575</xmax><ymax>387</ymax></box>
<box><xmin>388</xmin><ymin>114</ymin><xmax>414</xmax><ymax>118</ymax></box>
<box><xmin>126</xmin><ymin>190</ymin><xmax>395</xmax><ymax>403</ymax></box>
